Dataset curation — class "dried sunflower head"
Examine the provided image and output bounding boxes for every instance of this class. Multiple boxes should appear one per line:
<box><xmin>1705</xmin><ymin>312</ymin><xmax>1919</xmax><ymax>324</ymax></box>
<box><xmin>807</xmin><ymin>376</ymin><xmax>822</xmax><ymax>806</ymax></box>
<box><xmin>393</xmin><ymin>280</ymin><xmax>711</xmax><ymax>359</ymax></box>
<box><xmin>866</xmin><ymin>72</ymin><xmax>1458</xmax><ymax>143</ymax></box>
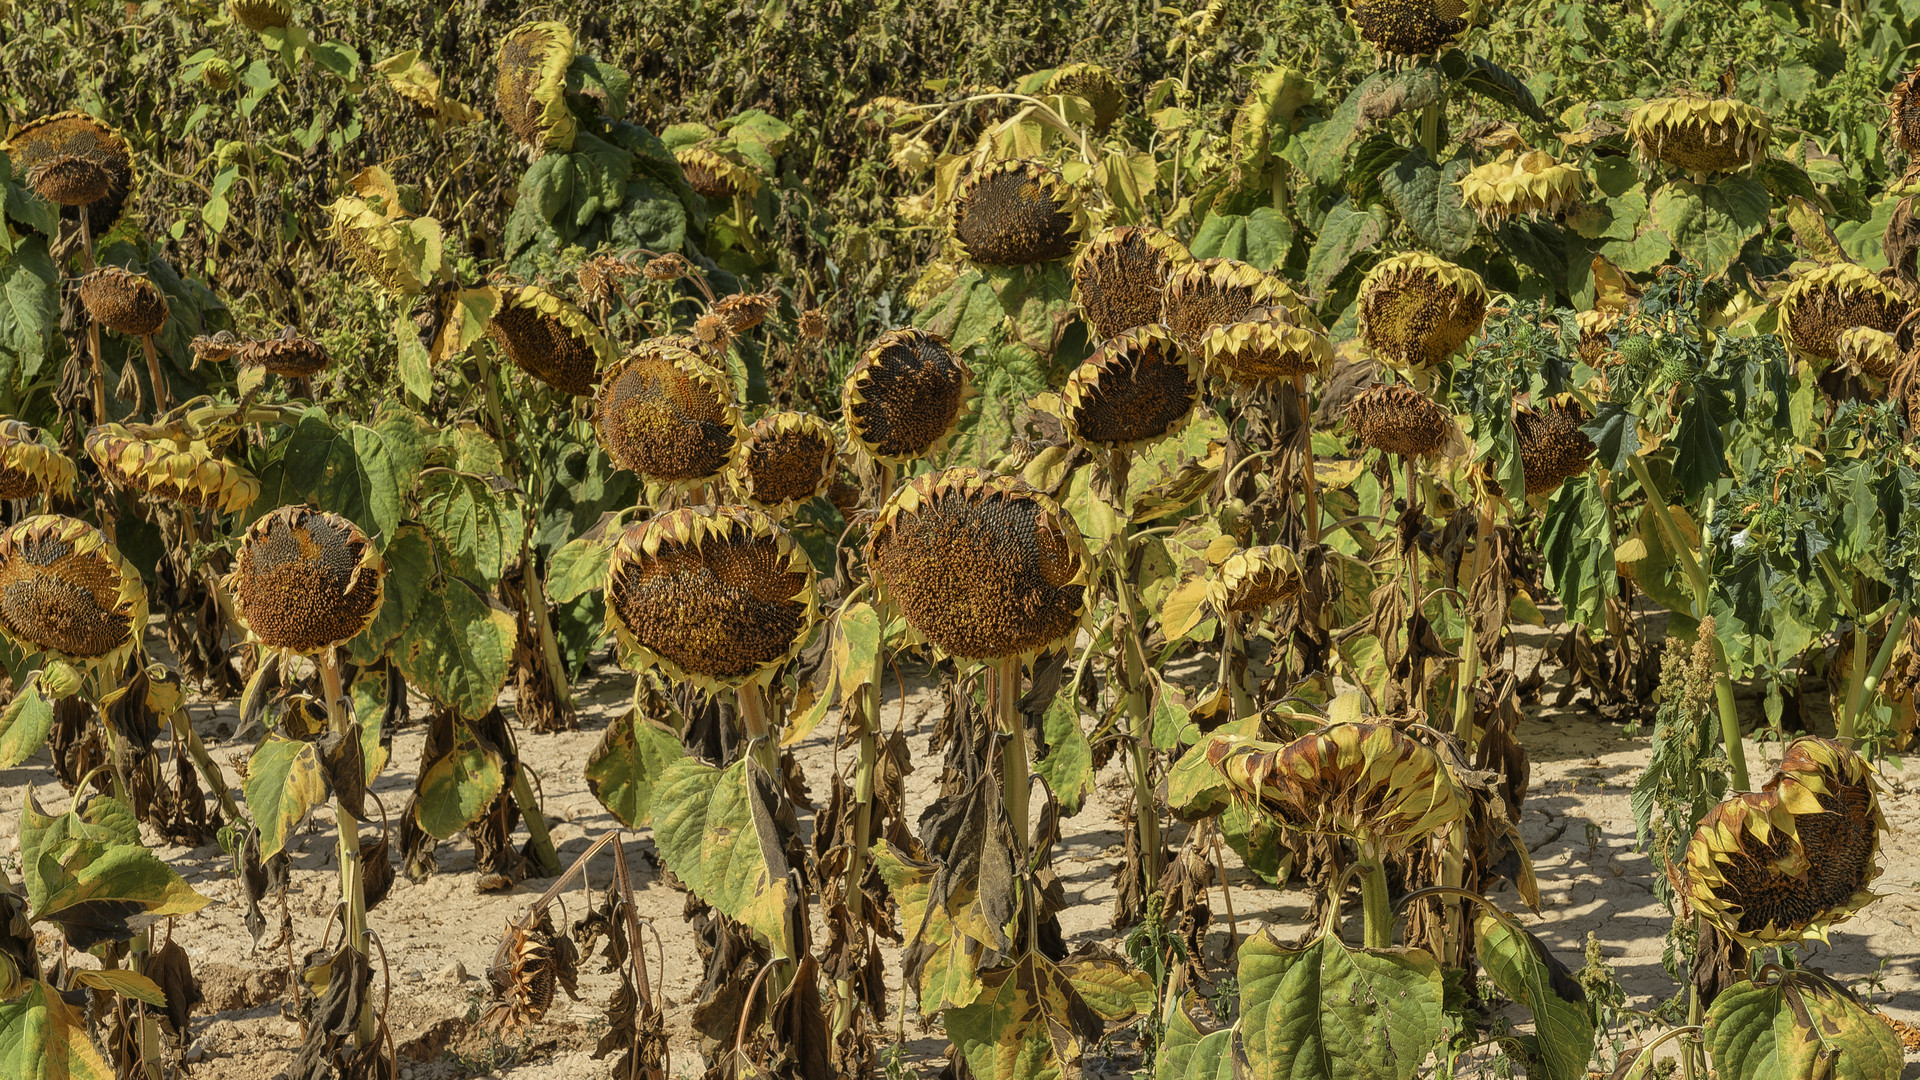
<box><xmin>1683</xmin><ymin>737</ymin><xmax>1884</xmax><ymax>949</ymax></box>
<box><xmin>576</xmin><ymin>252</ymin><xmax>640</xmax><ymax>309</ymax></box>
<box><xmin>736</xmin><ymin>412</ymin><xmax>837</xmax><ymax>517</ymax></box>
<box><xmin>867</xmin><ymin>468</ymin><xmax>1090</xmax><ymax>660</ymax></box>
<box><xmin>643</xmin><ymin>253</ymin><xmax>691</xmax><ymax>282</ymax></box>
<box><xmin>1456</xmin><ymin>150</ymin><xmax>1584</xmax><ymax>225</ymax></box>
<box><xmin>0</xmin><ymin>515</ymin><xmax>146</xmax><ymax>671</ymax></box>
<box><xmin>1629</xmin><ymin>97</ymin><xmax>1771</xmax><ymax>175</ymax></box>
<box><xmin>1575</xmin><ymin>309</ymin><xmax>1618</xmax><ymax>366</ymax></box>
<box><xmin>1346</xmin><ymin>383</ymin><xmax>1455</xmax><ymax>458</ymax></box>
<box><xmin>950</xmin><ymin>159</ymin><xmax>1083</xmax><ymax>266</ymax></box>
<box><xmin>604</xmin><ymin>505</ymin><xmax>819</xmax><ymax>691</ymax></box>
<box><xmin>1204</xmin><ymin>722</ymin><xmax>1466</xmax><ymax>852</ymax></box>
<box><xmin>0</xmin><ymin>421</ymin><xmax>76</xmax><ymax>500</ymax></box>
<box><xmin>228</xmin><ymin>0</ymin><xmax>291</xmax><ymax>30</ymax></box>
<box><xmin>1072</xmin><ymin>225</ymin><xmax>1193</xmax><ymax>342</ymax></box>
<box><xmin>85</xmin><ymin>424</ymin><xmax>259</xmax><ymax>514</ymax></box>
<box><xmin>495</xmin><ymin>22</ymin><xmax>576</xmax><ymax>152</ymax></box>
<box><xmin>1349</xmin><ymin>0</ymin><xmax>1473</xmax><ymax>56</ymax></box>
<box><xmin>843</xmin><ymin>328</ymin><xmax>972</xmax><ymax>463</ymax></box>
<box><xmin>228</xmin><ymin>506</ymin><xmax>385</xmax><ymax>655</ymax></box>
<box><xmin>677</xmin><ymin>145</ymin><xmax>759</xmax><ymax>200</ymax></box>
<box><xmin>593</xmin><ymin>340</ymin><xmax>742</xmax><ymax>487</ymax></box>
<box><xmin>325</xmin><ymin>195</ymin><xmax>426</xmax><ymax>298</ymax></box>
<box><xmin>691</xmin><ymin>313</ymin><xmax>734</xmax><ymax>355</ymax></box>
<box><xmin>1045</xmin><ymin>63</ymin><xmax>1124</xmax><ymax>131</ymax></box>
<box><xmin>1161</xmin><ymin>258</ymin><xmax>1311</xmax><ymax>354</ymax></box>
<box><xmin>77</xmin><ymin>267</ymin><xmax>169</xmax><ymax>338</ymax></box>
<box><xmin>489</xmin><ymin>285</ymin><xmax>615</xmax><ymax>396</ymax></box>
<box><xmin>1777</xmin><ymin>263</ymin><xmax>1909</xmax><ymax>366</ymax></box>
<box><xmin>1356</xmin><ymin>252</ymin><xmax>1489</xmax><ymax>372</ymax></box>
<box><xmin>1201</xmin><ymin>306</ymin><xmax>1336</xmax><ymax>383</ymax></box>
<box><xmin>1834</xmin><ymin>326</ymin><xmax>1903</xmax><ymax>382</ymax></box>
<box><xmin>798</xmin><ymin>307</ymin><xmax>828</xmax><ymax>341</ymax></box>
<box><xmin>1059</xmin><ymin>324</ymin><xmax>1200</xmax><ymax>452</ymax></box>
<box><xmin>1210</xmin><ymin>545</ymin><xmax>1304</xmax><ymax>615</ymax></box>
<box><xmin>2</xmin><ymin>112</ymin><xmax>137</xmax><ymax>230</ymax></box>
<box><xmin>1513</xmin><ymin>398</ymin><xmax>1595</xmax><ymax>496</ymax></box>
<box><xmin>714</xmin><ymin>291</ymin><xmax>778</xmax><ymax>334</ymax></box>
<box><xmin>483</xmin><ymin>913</ymin><xmax>575</xmax><ymax>1038</ymax></box>
<box><xmin>1894</xmin><ymin>69</ymin><xmax>1920</xmax><ymax>156</ymax></box>
<box><xmin>234</xmin><ymin>328</ymin><xmax>332</xmax><ymax>378</ymax></box>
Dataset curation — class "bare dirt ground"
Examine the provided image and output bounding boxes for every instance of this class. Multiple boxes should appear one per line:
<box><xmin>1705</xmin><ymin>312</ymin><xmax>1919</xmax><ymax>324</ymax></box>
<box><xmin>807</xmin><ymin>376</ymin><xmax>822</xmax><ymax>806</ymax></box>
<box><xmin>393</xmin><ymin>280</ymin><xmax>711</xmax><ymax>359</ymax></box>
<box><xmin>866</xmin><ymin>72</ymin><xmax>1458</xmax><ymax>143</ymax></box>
<box><xmin>4</xmin><ymin>622</ymin><xmax>1919</xmax><ymax>1079</ymax></box>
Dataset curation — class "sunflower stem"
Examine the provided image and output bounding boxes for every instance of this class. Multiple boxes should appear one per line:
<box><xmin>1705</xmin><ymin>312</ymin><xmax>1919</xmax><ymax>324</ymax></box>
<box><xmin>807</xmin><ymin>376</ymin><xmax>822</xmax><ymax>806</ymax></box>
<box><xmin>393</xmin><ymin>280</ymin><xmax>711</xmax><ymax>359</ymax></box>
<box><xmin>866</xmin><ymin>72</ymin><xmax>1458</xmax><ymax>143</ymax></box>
<box><xmin>1626</xmin><ymin>454</ymin><xmax>1750</xmax><ymax>791</ymax></box>
<box><xmin>509</xmin><ymin>770</ymin><xmax>562</xmax><ymax>878</ymax></box>
<box><xmin>1356</xmin><ymin>842</ymin><xmax>1393</xmax><ymax>950</ymax></box>
<box><xmin>1290</xmin><ymin>375</ymin><xmax>1321</xmax><ymax>546</ymax></box>
<box><xmin>1404</xmin><ymin>455</ymin><xmax>1427</xmax><ymax>716</ymax></box>
<box><xmin>140</xmin><ymin>336</ymin><xmax>169</xmax><ymax>416</ymax></box>
<box><xmin>1853</xmin><ymin>601</ymin><xmax>1911</xmax><ymax>743</ymax></box>
<box><xmin>1418</xmin><ymin>102</ymin><xmax>1441</xmax><ymax>161</ymax></box>
<box><xmin>995</xmin><ymin>656</ymin><xmax>1029</xmax><ymax>862</ymax></box>
<box><xmin>170</xmin><ymin>705</ymin><xmax>242</xmax><ymax>825</ymax></box>
<box><xmin>484</xmin><ymin>361</ymin><xmax>577</xmax><ymax>720</ymax></box>
<box><xmin>1106</xmin><ymin>449</ymin><xmax>1163</xmax><ymax>894</ymax></box>
<box><xmin>318</xmin><ymin>648</ymin><xmax>376</xmax><ymax>1049</ymax></box>
<box><xmin>1452</xmin><ymin>491</ymin><xmax>1496</xmax><ymax>747</ymax></box>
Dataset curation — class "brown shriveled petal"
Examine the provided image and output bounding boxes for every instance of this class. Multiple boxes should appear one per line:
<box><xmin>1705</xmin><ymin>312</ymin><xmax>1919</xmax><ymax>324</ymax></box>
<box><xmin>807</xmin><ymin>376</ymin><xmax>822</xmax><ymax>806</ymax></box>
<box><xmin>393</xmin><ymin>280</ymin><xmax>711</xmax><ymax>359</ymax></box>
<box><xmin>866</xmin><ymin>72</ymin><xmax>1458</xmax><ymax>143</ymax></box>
<box><xmin>236</xmin><ymin>331</ymin><xmax>332</xmax><ymax>378</ymax></box>
<box><xmin>714</xmin><ymin>291</ymin><xmax>778</xmax><ymax>334</ymax></box>
<box><xmin>1203</xmin><ymin>722</ymin><xmax>1466</xmax><ymax>849</ymax></box>
<box><xmin>1346</xmin><ymin>383</ymin><xmax>1454</xmax><ymax>458</ymax></box>
<box><xmin>1514</xmin><ymin>400</ymin><xmax>1595</xmax><ymax>496</ymax></box>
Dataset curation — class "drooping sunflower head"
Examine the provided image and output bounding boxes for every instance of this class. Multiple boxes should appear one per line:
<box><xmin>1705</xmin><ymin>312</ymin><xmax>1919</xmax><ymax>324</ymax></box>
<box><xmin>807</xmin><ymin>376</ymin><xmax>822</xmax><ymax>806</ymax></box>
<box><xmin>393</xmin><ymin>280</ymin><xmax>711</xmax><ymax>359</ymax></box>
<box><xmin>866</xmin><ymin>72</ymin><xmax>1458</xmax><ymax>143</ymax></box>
<box><xmin>604</xmin><ymin>505</ymin><xmax>819</xmax><ymax>691</ymax></box>
<box><xmin>1210</xmin><ymin>545</ymin><xmax>1304</xmax><ymax>615</ymax></box>
<box><xmin>0</xmin><ymin>421</ymin><xmax>76</xmax><ymax>501</ymax></box>
<box><xmin>593</xmin><ymin>340</ymin><xmax>742</xmax><ymax>487</ymax></box>
<box><xmin>1201</xmin><ymin>306</ymin><xmax>1336</xmax><ymax>384</ymax></box>
<box><xmin>228</xmin><ymin>0</ymin><xmax>292</xmax><ymax>30</ymax></box>
<box><xmin>1457</xmin><ymin>150</ymin><xmax>1584</xmax><ymax>225</ymax></box>
<box><xmin>1834</xmin><ymin>326</ymin><xmax>1903</xmax><ymax>382</ymax></box>
<box><xmin>495</xmin><ymin>22</ymin><xmax>576</xmax><ymax>152</ymax></box>
<box><xmin>325</xmin><ymin>196</ymin><xmax>424</xmax><ymax>298</ymax></box>
<box><xmin>0</xmin><ymin>516</ymin><xmax>146</xmax><ymax>671</ymax></box>
<box><xmin>1629</xmin><ymin>97</ymin><xmax>1771</xmax><ymax>175</ymax></box>
<box><xmin>1060</xmin><ymin>324</ymin><xmax>1200</xmax><ymax>452</ymax></box>
<box><xmin>714</xmin><ymin>291</ymin><xmax>778</xmax><ymax>334</ymax></box>
<box><xmin>1683</xmin><ymin>737</ymin><xmax>1884</xmax><ymax>949</ymax></box>
<box><xmin>842</xmin><ymin>328</ymin><xmax>972</xmax><ymax>463</ymax></box>
<box><xmin>1072</xmin><ymin>225</ymin><xmax>1193</xmax><ymax>342</ymax></box>
<box><xmin>736</xmin><ymin>411</ymin><xmax>838</xmax><ymax>517</ymax></box>
<box><xmin>229</xmin><ymin>506</ymin><xmax>385</xmax><ymax>656</ymax></box>
<box><xmin>1346</xmin><ymin>382</ymin><xmax>1455</xmax><ymax>458</ymax></box>
<box><xmin>1349</xmin><ymin>0</ymin><xmax>1474</xmax><ymax>57</ymax></box>
<box><xmin>1161</xmin><ymin>258</ymin><xmax>1309</xmax><ymax>353</ymax></box>
<box><xmin>3</xmin><ymin>113</ymin><xmax>136</xmax><ymax>230</ymax></box>
<box><xmin>1777</xmin><ymin>263</ymin><xmax>1910</xmax><ymax>366</ymax></box>
<box><xmin>1575</xmin><ymin>308</ymin><xmax>1619</xmax><ymax>367</ymax></box>
<box><xmin>677</xmin><ymin>145</ymin><xmax>759</xmax><ymax>200</ymax></box>
<box><xmin>1205</xmin><ymin>722</ymin><xmax>1466</xmax><ymax>851</ymax></box>
<box><xmin>234</xmin><ymin>329</ymin><xmax>332</xmax><ymax>378</ymax></box>
<box><xmin>1893</xmin><ymin>68</ymin><xmax>1920</xmax><ymax>156</ymax></box>
<box><xmin>489</xmin><ymin>285</ymin><xmax>615</xmax><ymax>396</ymax></box>
<box><xmin>1045</xmin><ymin>63</ymin><xmax>1125</xmax><ymax>131</ymax></box>
<box><xmin>1357</xmin><ymin>252</ymin><xmax>1489</xmax><ymax>372</ymax></box>
<box><xmin>77</xmin><ymin>267</ymin><xmax>169</xmax><ymax>339</ymax></box>
<box><xmin>85</xmin><ymin>424</ymin><xmax>260</xmax><ymax>515</ymax></box>
<box><xmin>1513</xmin><ymin>398</ymin><xmax>1595</xmax><ymax>496</ymax></box>
<box><xmin>950</xmin><ymin>159</ymin><xmax>1083</xmax><ymax>266</ymax></box>
<box><xmin>576</xmin><ymin>253</ymin><xmax>640</xmax><ymax>309</ymax></box>
<box><xmin>867</xmin><ymin>468</ymin><xmax>1090</xmax><ymax>660</ymax></box>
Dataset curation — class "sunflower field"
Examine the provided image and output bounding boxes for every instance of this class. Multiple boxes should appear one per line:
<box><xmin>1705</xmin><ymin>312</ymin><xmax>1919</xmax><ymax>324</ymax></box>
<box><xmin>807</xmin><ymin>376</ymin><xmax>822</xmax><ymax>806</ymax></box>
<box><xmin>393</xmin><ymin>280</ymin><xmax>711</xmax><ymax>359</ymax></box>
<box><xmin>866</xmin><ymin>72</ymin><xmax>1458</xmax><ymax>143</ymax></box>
<box><xmin>3</xmin><ymin>0</ymin><xmax>1920</xmax><ymax>1077</ymax></box>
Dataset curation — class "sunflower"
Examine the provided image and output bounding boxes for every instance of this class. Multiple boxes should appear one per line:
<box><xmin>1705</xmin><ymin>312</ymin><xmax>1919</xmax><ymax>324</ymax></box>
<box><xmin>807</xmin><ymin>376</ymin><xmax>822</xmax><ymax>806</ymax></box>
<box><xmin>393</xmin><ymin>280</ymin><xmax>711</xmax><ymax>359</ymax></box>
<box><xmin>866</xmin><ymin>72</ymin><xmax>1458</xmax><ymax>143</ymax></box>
<box><xmin>1456</xmin><ymin>150</ymin><xmax>1584</xmax><ymax>225</ymax></box>
<box><xmin>1356</xmin><ymin>252</ymin><xmax>1489</xmax><ymax>372</ymax></box>
<box><xmin>495</xmin><ymin>22</ymin><xmax>576</xmax><ymax>152</ymax></box>
<box><xmin>842</xmin><ymin>328</ymin><xmax>972</xmax><ymax>463</ymax></box>
<box><xmin>1072</xmin><ymin>225</ymin><xmax>1193</xmax><ymax>342</ymax></box>
<box><xmin>1346</xmin><ymin>383</ymin><xmax>1455</xmax><ymax>457</ymax></box>
<box><xmin>2</xmin><ymin>112</ymin><xmax>137</xmax><ymax>232</ymax></box>
<box><xmin>85</xmin><ymin>424</ymin><xmax>259</xmax><ymax>514</ymax></box>
<box><xmin>489</xmin><ymin>285</ymin><xmax>615</xmax><ymax>396</ymax></box>
<box><xmin>228</xmin><ymin>506</ymin><xmax>385</xmax><ymax>656</ymax></box>
<box><xmin>736</xmin><ymin>412</ymin><xmax>838</xmax><ymax>517</ymax></box>
<box><xmin>1776</xmin><ymin>263</ymin><xmax>1909</xmax><ymax>367</ymax></box>
<box><xmin>77</xmin><ymin>267</ymin><xmax>169</xmax><ymax>338</ymax></box>
<box><xmin>593</xmin><ymin>340</ymin><xmax>742</xmax><ymax>487</ymax></box>
<box><xmin>1629</xmin><ymin>97</ymin><xmax>1771</xmax><ymax>175</ymax></box>
<box><xmin>1059</xmin><ymin>324</ymin><xmax>1200</xmax><ymax>452</ymax></box>
<box><xmin>0</xmin><ymin>515</ymin><xmax>147</xmax><ymax>672</ymax></box>
<box><xmin>0</xmin><ymin>421</ymin><xmax>77</xmax><ymax>501</ymax></box>
<box><xmin>950</xmin><ymin>160</ymin><xmax>1083</xmax><ymax>266</ymax></box>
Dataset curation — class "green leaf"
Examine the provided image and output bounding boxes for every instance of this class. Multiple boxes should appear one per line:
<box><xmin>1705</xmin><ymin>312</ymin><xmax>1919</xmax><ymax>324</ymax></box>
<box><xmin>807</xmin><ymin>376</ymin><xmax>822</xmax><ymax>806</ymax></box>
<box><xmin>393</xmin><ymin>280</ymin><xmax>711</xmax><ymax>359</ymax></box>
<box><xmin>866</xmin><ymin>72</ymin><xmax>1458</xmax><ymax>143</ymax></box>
<box><xmin>256</xmin><ymin>409</ymin><xmax>423</xmax><ymax>550</ymax></box>
<box><xmin>349</xmin><ymin>415</ymin><xmax>426</xmax><ymax>547</ymax></box>
<box><xmin>1033</xmin><ymin>693</ymin><xmax>1094</xmax><ymax>815</ymax></box>
<box><xmin>1305</xmin><ymin>202</ymin><xmax>1389</xmax><ymax>294</ymax></box>
<box><xmin>347</xmin><ymin>525</ymin><xmax>434</xmax><ymax>665</ymax></box>
<box><xmin>349</xmin><ymin>668</ymin><xmax>389</xmax><ymax>780</ymax></box>
<box><xmin>393</xmin><ymin>312</ymin><xmax>432</xmax><ymax>403</ymax></box>
<box><xmin>414</xmin><ymin>718</ymin><xmax>505</xmax><ymax>839</ymax></box>
<box><xmin>1379</xmin><ymin>148</ymin><xmax>1476</xmax><ymax>257</ymax></box>
<box><xmin>392</xmin><ymin>574</ymin><xmax>517</xmax><ymax>719</ymax></box>
<box><xmin>0</xmin><ymin>979</ymin><xmax>113</xmax><ymax>1080</ymax></box>
<box><xmin>547</xmin><ymin>529</ymin><xmax>618</xmax><ymax>604</ymax></box>
<box><xmin>71</xmin><ymin>970</ymin><xmax>166</xmax><ymax>1007</ymax></box>
<box><xmin>0</xmin><ymin>675</ymin><xmax>54</xmax><ymax>768</ymax></box>
<box><xmin>420</xmin><ymin>472</ymin><xmax>524</xmax><ymax>586</ymax></box>
<box><xmin>833</xmin><ymin>602</ymin><xmax>883</xmax><ymax>695</ymax></box>
<box><xmin>920</xmin><ymin>270</ymin><xmax>1003</xmax><ymax>353</ymax></box>
<box><xmin>653</xmin><ymin>757</ymin><xmax>793</xmax><ymax>950</ymax></box>
<box><xmin>1581</xmin><ymin>402</ymin><xmax>1640</xmax><ymax>472</ymax></box>
<box><xmin>0</xmin><ymin>236</ymin><xmax>59</xmax><ymax>381</ymax></box>
<box><xmin>1239</xmin><ymin>928</ymin><xmax>1445</xmax><ymax>1080</ymax></box>
<box><xmin>243</xmin><ymin>735</ymin><xmax>327</xmax><ymax>858</ymax></box>
<box><xmin>1703</xmin><ymin>972</ymin><xmax>1904</xmax><ymax>1080</ymax></box>
<box><xmin>870</xmin><ymin>842</ymin><xmax>985</xmax><ymax>1011</ymax></box>
<box><xmin>583</xmin><ymin>710</ymin><xmax>684</xmax><ymax>827</ymax></box>
<box><xmin>1158</xmin><ymin>996</ymin><xmax>1236</xmax><ymax>1080</ymax></box>
<box><xmin>18</xmin><ymin>798</ymin><xmax>211</xmax><ymax>950</ymax></box>
<box><xmin>1189</xmin><ymin>208</ymin><xmax>1294</xmax><ymax>270</ymax></box>
<box><xmin>1474</xmin><ymin>914</ymin><xmax>1592</xmax><ymax>1080</ymax></box>
<box><xmin>943</xmin><ymin>950</ymin><xmax>1105</xmax><ymax>1080</ymax></box>
<box><xmin>1439</xmin><ymin>53</ymin><xmax>1547</xmax><ymax>120</ymax></box>
<box><xmin>1</xmin><ymin>152</ymin><xmax>61</xmax><ymax>241</ymax></box>
<box><xmin>1649</xmin><ymin>177</ymin><xmax>1770</xmax><ymax>279</ymax></box>
<box><xmin>1060</xmin><ymin>953</ymin><xmax>1154</xmax><ymax>1022</ymax></box>
<box><xmin>1671</xmin><ymin>384</ymin><xmax>1731</xmax><ymax>501</ymax></box>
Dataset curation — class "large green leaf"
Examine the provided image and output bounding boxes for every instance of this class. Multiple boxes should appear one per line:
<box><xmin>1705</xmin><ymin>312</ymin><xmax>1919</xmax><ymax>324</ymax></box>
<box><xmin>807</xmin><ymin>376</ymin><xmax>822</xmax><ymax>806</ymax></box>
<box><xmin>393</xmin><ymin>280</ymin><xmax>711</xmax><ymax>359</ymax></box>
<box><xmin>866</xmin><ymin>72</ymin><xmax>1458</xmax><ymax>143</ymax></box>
<box><xmin>0</xmin><ymin>152</ymin><xmax>61</xmax><ymax>242</ymax></box>
<box><xmin>392</xmin><ymin>574</ymin><xmax>517</xmax><ymax>719</ymax></box>
<box><xmin>1157</xmin><ymin>995</ymin><xmax>1238</xmax><ymax>1080</ymax></box>
<box><xmin>583</xmin><ymin>709</ymin><xmax>684</xmax><ymax>827</ymax></box>
<box><xmin>1305</xmin><ymin>202</ymin><xmax>1389</xmax><ymax>294</ymax></box>
<box><xmin>920</xmin><ymin>270</ymin><xmax>1003</xmax><ymax>353</ymax></box>
<box><xmin>1032</xmin><ymin>692</ymin><xmax>1093</xmax><ymax>816</ymax></box>
<box><xmin>653</xmin><ymin>757</ymin><xmax>793</xmax><ymax>950</ymax></box>
<box><xmin>414</xmin><ymin>717</ymin><xmax>506</xmax><ymax>839</ymax></box>
<box><xmin>942</xmin><ymin>950</ymin><xmax>1105</xmax><ymax>1080</ymax></box>
<box><xmin>420</xmin><ymin>472</ymin><xmax>524</xmax><ymax>586</ymax></box>
<box><xmin>1649</xmin><ymin>178</ymin><xmax>1770</xmax><ymax>280</ymax></box>
<box><xmin>253</xmin><ymin>409</ymin><xmax>424</xmax><ymax>549</ymax></box>
<box><xmin>870</xmin><ymin>842</ymin><xmax>986</xmax><ymax>1011</ymax></box>
<box><xmin>1379</xmin><ymin>148</ymin><xmax>1475</xmax><ymax>257</ymax></box>
<box><xmin>244</xmin><ymin>735</ymin><xmax>327</xmax><ymax>858</ymax></box>
<box><xmin>0</xmin><ymin>979</ymin><xmax>112</xmax><ymax>1080</ymax></box>
<box><xmin>1239</xmin><ymin>928</ymin><xmax>1445</xmax><ymax>1080</ymax></box>
<box><xmin>0</xmin><ymin>235</ymin><xmax>58</xmax><ymax>383</ymax></box>
<box><xmin>347</xmin><ymin>524</ymin><xmax>434</xmax><ymax>665</ymax></box>
<box><xmin>1188</xmin><ymin>208</ymin><xmax>1294</xmax><ymax>271</ymax></box>
<box><xmin>0</xmin><ymin>674</ymin><xmax>54</xmax><ymax>768</ymax></box>
<box><xmin>18</xmin><ymin>797</ymin><xmax>210</xmax><ymax>950</ymax></box>
<box><xmin>1474</xmin><ymin>913</ymin><xmax>1593</xmax><ymax>1080</ymax></box>
<box><xmin>1702</xmin><ymin>972</ymin><xmax>1904</xmax><ymax>1080</ymax></box>
<box><xmin>546</xmin><ymin>530</ymin><xmax>617</xmax><ymax>604</ymax></box>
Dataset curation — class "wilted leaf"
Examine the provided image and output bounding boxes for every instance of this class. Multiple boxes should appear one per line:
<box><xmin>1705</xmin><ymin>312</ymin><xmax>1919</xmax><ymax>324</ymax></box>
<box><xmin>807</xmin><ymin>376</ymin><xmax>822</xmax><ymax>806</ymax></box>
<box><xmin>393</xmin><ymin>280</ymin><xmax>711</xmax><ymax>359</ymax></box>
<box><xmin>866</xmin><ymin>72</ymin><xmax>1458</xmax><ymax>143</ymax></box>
<box><xmin>244</xmin><ymin>735</ymin><xmax>327</xmax><ymax>859</ymax></box>
<box><xmin>583</xmin><ymin>710</ymin><xmax>684</xmax><ymax>827</ymax></box>
<box><xmin>1703</xmin><ymin>971</ymin><xmax>1903</xmax><ymax>1080</ymax></box>
<box><xmin>18</xmin><ymin>797</ymin><xmax>211</xmax><ymax>950</ymax></box>
<box><xmin>0</xmin><ymin>979</ymin><xmax>112</xmax><ymax>1080</ymax></box>
<box><xmin>0</xmin><ymin>675</ymin><xmax>54</xmax><ymax>768</ymax></box>
<box><xmin>942</xmin><ymin>950</ymin><xmax>1106</xmax><ymax>1080</ymax></box>
<box><xmin>653</xmin><ymin>757</ymin><xmax>793</xmax><ymax>950</ymax></box>
<box><xmin>870</xmin><ymin>842</ymin><xmax>986</xmax><ymax>1011</ymax></box>
<box><xmin>1033</xmin><ymin>693</ymin><xmax>1093</xmax><ymax>815</ymax></box>
<box><xmin>1474</xmin><ymin>913</ymin><xmax>1592</xmax><ymax>1080</ymax></box>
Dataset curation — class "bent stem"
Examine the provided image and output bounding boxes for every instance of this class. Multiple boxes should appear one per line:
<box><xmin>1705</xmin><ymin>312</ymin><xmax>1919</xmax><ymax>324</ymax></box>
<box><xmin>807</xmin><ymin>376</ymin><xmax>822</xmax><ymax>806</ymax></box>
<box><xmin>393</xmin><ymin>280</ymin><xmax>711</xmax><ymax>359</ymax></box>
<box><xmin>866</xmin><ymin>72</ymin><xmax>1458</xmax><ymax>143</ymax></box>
<box><xmin>318</xmin><ymin>648</ymin><xmax>376</xmax><ymax>1049</ymax></box>
<box><xmin>1625</xmin><ymin>455</ymin><xmax>1750</xmax><ymax>791</ymax></box>
<box><xmin>1850</xmin><ymin>600</ymin><xmax>1913</xmax><ymax>745</ymax></box>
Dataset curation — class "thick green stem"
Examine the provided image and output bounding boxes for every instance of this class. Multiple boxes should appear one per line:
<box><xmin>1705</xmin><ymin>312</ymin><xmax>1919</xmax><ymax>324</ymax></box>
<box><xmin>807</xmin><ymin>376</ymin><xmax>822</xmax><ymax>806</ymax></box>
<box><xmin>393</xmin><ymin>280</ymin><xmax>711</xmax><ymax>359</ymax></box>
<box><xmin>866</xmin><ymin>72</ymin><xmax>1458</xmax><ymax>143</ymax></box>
<box><xmin>141</xmin><ymin>336</ymin><xmax>169</xmax><ymax>416</ymax></box>
<box><xmin>1418</xmin><ymin>102</ymin><xmax>1441</xmax><ymax>160</ymax></box>
<box><xmin>996</xmin><ymin>658</ymin><xmax>1029</xmax><ymax>859</ymax></box>
<box><xmin>1107</xmin><ymin>451</ymin><xmax>1163</xmax><ymax>890</ymax></box>
<box><xmin>1357</xmin><ymin>843</ymin><xmax>1392</xmax><ymax>950</ymax></box>
<box><xmin>1846</xmin><ymin>600</ymin><xmax>1912</xmax><ymax>745</ymax></box>
<box><xmin>1221</xmin><ymin>613</ymin><xmax>1252</xmax><ymax>720</ymax></box>
<box><xmin>1626</xmin><ymin>455</ymin><xmax>1750</xmax><ymax>791</ymax></box>
<box><xmin>319</xmin><ymin>650</ymin><xmax>375</xmax><ymax>1048</ymax></box>
<box><xmin>1290</xmin><ymin>376</ymin><xmax>1321</xmax><ymax>545</ymax></box>
<box><xmin>509</xmin><ymin>770</ymin><xmax>562</xmax><ymax>877</ymax></box>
